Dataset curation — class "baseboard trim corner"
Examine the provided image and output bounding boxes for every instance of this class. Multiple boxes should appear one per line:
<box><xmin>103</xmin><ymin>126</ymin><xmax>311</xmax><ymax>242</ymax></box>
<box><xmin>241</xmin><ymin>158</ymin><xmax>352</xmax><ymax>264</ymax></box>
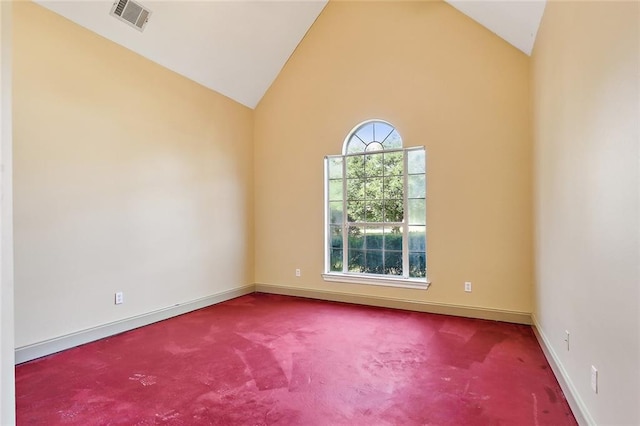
<box><xmin>15</xmin><ymin>284</ymin><xmax>255</xmax><ymax>364</ymax></box>
<box><xmin>255</xmin><ymin>283</ymin><xmax>531</xmax><ymax>325</ymax></box>
<box><xmin>531</xmin><ymin>314</ymin><xmax>594</xmax><ymax>426</ymax></box>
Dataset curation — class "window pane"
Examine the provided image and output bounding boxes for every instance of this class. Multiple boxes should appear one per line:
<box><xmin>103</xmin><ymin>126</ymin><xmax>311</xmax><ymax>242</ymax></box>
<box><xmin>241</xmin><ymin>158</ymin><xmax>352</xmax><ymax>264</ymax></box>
<box><xmin>409</xmin><ymin>252</ymin><xmax>426</xmax><ymax>278</ymax></box>
<box><xmin>347</xmin><ymin>201</ymin><xmax>365</xmax><ymax>222</ymax></box>
<box><xmin>347</xmin><ymin>137</ymin><xmax>366</xmax><ymax>154</ymax></box>
<box><xmin>408</xmin><ymin>226</ymin><xmax>426</xmax><ymax>251</ymax></box>
<box><xmin>384</xmin><ymin>251</ymin><xmax>403</xmax><ymax>275</ymax></box>
<box><xmin>383</xmin><ymin>200</ymin><xmax>403</xmax><ymax>222</ymax></box>
<box><xmin>330</xmin><ymin>225</ymin><xmax>343</xmax><ymax>248</ymax></box>
<box><xmin>364</xmin><ymin>250</ymin><xmax>383</xmax><ymax>274</ymax></box>
<box><xmin>408</xmin><ymin>174</ymin><xmax>425</xmax><ymax>199</ymax></box>
<box><xmin>365</xmin><ymin>177</ymin><xmax>384</xmax><ymax>200</ymax></box>
<box><xmin>382</xmin><ymin>130</ymin><xmax>402</xmax><ymax>150</ymax></box>
<box><xmin>346</xmin><ymin>178</ymin><xmax>364</xmax><ymax>200</ymax></box>
<box><xmin>348</xmin><ymin>249</ymin><xmax>364</xmax><ymax>272</ymax></box>
<box><xmin>328</xmin><ymin>157</ymin><xmax>343</xmax><ymax>179</ymax></box>
<box><xmin>356</xmin><ymin>122</ymin><xmax>374</xmax><ymax>143</ymax></box>
<box><xmin>365</xmin><ymin>226</ymin><xmax>383</xmax><ymax>250</ymax></box>
<box><xmin>365</xmin><ymin>201</ymin><xmax>384</xmax><ymax>222</ymax></box>
<box><xmin>384</xmin><ymin>176</ymin><xmax>403</xmax><ymax>199</ymax></box>
<box><xmin>346</xmin><ymin>156</ymin><xmax>365</xmax><ymax>178</ymax></box>
<box><xmin>330</xmin><ymin>249</ymin><xmax>343</xmax><ymax>272</ymax></box>
<box><xmin>374</xmin><ymin>122</ymin><xmax>394</xmax><ymax>143</ymax></box>
<box><xmin>329</xmin><ymin>179</ymin><xmax>343</xmax><ymax>201</ymax></box>
<box><xmin>348</xmin><ymin>226</ymin><xmax>364</xmax><ymax>249</ymax></box>
<box><xmin>408</xmin><ymin>149</ymin><xmax>425</xmax><ymax>174</ymax></box>
<box><xmin>383</xmin><ymin>152</ymin><xmax>403</xmax><ymax>176</ymax></box>
<box><xmin>384</xmin><ymin>226</ymin><xmax>403</xmax><ymax>251</ymax></box>
<box><xmin>408</xmin><ymin>198</ymin><xmax>426</xmax><ymax>225</ymax></box>
<box><xmin>364</xmin><ymin>153</ymin><xmax>384</xmax><ymax>177</ymax></box>
<box><xmin>329</xmin><ymin>201</ymin><xmax>343</xmax><ymax>224</ymax></box>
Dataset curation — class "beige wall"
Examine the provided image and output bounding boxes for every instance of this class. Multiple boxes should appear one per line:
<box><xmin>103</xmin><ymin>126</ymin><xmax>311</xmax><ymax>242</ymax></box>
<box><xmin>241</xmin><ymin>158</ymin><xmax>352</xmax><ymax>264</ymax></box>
<box><xmin>1</xmin><ymin>1</ymin><xmax>16</xmax><ymax>423</ymax></box>
<box><xmin>13</xmin><ymin>2</ymin><xmax>254</xmax><ymax>348</ymax></box>
<box><xmin>532</xmin><ymin>1</ymin><xmax>639</xmax><ymax>424</ymax></box>
<box><xmin>254</xmin><ymin>1</ymin><xmax>533</xmax><ymax>314</ymax></box>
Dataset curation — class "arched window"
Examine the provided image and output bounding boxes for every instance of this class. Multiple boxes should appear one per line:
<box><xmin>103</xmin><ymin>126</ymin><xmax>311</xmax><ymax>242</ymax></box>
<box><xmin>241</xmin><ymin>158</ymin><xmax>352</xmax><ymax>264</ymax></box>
<box><xmin>323</xmin><ymin>120</ymin><xmax>428</xmax><ymax>288</ymax></box>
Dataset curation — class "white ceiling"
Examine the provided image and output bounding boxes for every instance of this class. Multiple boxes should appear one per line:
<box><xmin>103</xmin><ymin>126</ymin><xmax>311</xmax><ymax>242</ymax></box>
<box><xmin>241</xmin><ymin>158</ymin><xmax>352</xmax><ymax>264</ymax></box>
<box><xmin>445</xmin><ymin>0</ymin><xmax>546</xmax><ymax>55</ymax></box>
<box><xmin>35</xmin><ymin>0</ymin><xmax>328</xmax><ymax>108</ymax></box>
<box><xmin>35</xmin><ymin>0</ymin><xmax>546</xmax><ymax>109</ymax></box>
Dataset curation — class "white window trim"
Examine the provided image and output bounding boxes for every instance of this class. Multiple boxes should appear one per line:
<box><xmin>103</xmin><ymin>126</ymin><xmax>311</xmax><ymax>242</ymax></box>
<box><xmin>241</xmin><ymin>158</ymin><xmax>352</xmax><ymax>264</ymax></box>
<box><xmin>324</xmin><ymin>120</ymin><xmax>428</xmax><ymax>289</ymax></box>
<box><xmin>322</xmin><ymin>272</ymin><xmax>430</xmax><ymax>290</ymax></box>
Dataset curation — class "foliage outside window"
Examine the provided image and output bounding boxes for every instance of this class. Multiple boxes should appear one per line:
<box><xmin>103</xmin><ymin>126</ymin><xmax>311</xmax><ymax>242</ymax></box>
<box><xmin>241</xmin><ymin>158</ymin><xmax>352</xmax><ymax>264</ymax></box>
<box><xmin>323</xmin><ymin>120</ymin><xmax>428</xmax><ymax>288</ymax></box>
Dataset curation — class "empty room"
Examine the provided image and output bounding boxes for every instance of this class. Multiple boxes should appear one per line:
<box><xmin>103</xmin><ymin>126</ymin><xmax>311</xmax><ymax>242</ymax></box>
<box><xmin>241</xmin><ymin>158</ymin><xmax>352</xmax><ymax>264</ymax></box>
<box><xmin>0</xmin><ymin>0</ymin><xmax>638</xmax><ymax>424</ymax></box>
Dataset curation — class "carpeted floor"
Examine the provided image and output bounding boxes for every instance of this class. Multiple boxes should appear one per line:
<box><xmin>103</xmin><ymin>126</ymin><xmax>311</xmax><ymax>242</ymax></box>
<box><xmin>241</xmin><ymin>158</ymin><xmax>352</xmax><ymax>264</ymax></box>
<box><xmin>16</xmin><ymin>293</ymin><xmax>577</xmax><ymax>425</ymax></box>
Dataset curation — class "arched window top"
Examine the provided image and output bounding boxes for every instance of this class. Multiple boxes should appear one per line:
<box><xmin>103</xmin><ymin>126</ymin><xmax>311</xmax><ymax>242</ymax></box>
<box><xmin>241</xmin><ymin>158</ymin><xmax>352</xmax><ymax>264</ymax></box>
<box><xmin>343</xmin><ymin>120</ymin><xmax>403</xmax><ymax>155</ymax></box>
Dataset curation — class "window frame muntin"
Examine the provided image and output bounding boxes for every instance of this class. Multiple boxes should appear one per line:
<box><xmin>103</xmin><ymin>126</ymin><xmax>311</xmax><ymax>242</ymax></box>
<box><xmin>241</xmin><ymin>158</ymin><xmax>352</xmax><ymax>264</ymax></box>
<box><xmin>342</xmin><ymin>119</ymin><xmax>399</xmax><ymax>155</ymax></box>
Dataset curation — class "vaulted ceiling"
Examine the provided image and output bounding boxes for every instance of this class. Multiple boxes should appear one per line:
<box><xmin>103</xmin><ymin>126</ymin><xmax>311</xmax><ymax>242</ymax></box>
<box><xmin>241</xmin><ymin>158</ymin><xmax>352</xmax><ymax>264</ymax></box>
<box><xmin>35</xmin><ymin>0</ymin><xmax>546</xmax><ymax>109</ymax></box>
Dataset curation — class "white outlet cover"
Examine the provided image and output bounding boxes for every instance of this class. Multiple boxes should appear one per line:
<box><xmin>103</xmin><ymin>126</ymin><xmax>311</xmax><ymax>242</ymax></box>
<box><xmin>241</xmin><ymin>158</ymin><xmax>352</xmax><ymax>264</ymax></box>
<box><xmin>590</xmin><ymin>365</ymin><xmax>598</xmax><ymax>393</ymax></box>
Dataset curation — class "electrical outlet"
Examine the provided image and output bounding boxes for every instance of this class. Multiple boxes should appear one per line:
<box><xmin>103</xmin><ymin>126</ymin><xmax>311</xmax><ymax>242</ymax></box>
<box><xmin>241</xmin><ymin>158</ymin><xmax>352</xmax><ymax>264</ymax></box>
<box><xmin>295</xmin><ymin>269</ymin><xmax>301</xmax><ymax>277</ymax></box>
<box><xmin>591</xmin><ymin>365</ymin><xmax>598</xmax><ymax>393</ymax></box>
<box><xmin>464</xmin><ymin>282</ymin><xmax>472</xmax><ymax>292</ymax></box>
<box><xmin>115</xmin><ymin>292</ymin><xmax>124</xmax><ymax>305</ymax></box>
<box><xmin>564</xmin><ymin>330</ymin><xmax>570</xmax><ymax>351</ymax></box>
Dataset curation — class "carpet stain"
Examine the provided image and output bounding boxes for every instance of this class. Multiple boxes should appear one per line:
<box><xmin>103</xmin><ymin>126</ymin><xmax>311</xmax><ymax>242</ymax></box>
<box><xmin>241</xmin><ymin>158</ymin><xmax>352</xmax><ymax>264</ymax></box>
<box><xmin>231</xmin><ymin>333</ymin><xmax>289</xmax><ymax>391</ymax></box>
<box><xmin>289</xmin><ymin>352</ymin><xmax>314</xmax><ymax>392</ymax></box>
<box><xmin>545</xmin><ymin>385</ymin><xmax>558</xmax><ymax>403</ymax></box>
<box><xmin>532</xmin><ymin>392</ymin><xmax>540</xmax><ymax>426</ymax></box>
<box><xmin>129</xmin><ymin>373</ymin><xmax>157</xmax><ymax>387</ymax></box>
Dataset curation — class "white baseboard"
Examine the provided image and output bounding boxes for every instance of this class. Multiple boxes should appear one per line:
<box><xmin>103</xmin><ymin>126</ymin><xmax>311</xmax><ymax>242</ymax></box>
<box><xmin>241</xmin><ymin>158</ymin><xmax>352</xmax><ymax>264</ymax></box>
<box><xmin>531</xmin><ymin>314</ymin><xmax>594</xmax><ymax>426</ymax></box>
<box><xmin>255</xmin><ymin>283</ymin><xmax>532</xmax><ymax>325</ymax></box>
<box><xmin>15</xmin><ymin>285</ymin><xmax>255</xmax><ymax>364</ymax></box>
<box><xmin>14</xmin><ymin>283</ymin><xmax>533</xmax><ymax>364</ymax></box>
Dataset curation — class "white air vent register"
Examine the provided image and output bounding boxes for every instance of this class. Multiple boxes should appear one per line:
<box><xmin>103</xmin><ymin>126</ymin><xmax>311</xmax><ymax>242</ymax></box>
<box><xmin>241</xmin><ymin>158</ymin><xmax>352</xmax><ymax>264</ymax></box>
<box><xmin>110</xmin><ymin>0</ymin><xmax>151</xmax><ymax>32</ymax></box>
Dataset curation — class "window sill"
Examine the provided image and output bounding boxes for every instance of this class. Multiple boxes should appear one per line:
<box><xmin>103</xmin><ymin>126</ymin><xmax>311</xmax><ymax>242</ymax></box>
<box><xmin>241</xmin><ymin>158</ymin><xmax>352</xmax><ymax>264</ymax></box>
<box><xmin>322</xmin><ymin>273</ymin><xmax>430</xmax><ymax>290</ymax></box>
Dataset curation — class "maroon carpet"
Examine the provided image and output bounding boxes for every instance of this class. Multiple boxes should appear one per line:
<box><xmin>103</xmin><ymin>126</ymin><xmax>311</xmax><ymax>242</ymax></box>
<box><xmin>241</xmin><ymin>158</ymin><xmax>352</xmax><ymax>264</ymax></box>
<box><xmin>16</xmin><ymin>293</ymin><xmax>576</xmax><ymax>425</ymax></box>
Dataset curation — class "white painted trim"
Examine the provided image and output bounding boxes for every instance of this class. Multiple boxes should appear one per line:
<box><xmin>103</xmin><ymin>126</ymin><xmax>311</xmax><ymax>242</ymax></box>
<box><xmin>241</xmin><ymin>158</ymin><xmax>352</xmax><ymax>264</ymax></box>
<box><xmin>531</xmin><ymin>314</ymin><xmax>593</xmax><ymax>426</ymax></box>
<box><xmin>256</xmin><ymin>283</ymin><xmax>530</xmax><ymax>325</ymax></box>
<box><xmin>15</xmin><ymin>285</ymin><xmax>255</xmax><ymax>364</ymax></box>
<box><xmin>322</xmin><ymin>273</ymin><xmax>429</xmax><ymax>290</ymax></box>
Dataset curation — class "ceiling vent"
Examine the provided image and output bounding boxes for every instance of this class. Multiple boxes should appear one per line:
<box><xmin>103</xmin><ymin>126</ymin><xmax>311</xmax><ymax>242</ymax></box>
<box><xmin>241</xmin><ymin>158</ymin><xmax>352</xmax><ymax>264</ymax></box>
<box><xmin>110</xmin><ymin>0</ymin><xmax>151</xmax><ymax>32</ymax></box>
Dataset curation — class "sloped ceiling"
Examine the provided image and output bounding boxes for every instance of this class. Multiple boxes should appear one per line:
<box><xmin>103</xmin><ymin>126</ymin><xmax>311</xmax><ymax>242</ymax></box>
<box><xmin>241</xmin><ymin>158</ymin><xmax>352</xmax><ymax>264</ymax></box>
<box><xmin>35</xmin><ymin>0</ymin><xmax>546</xmax><ymax>109</ymax></box>
<box><xmin>445</xmin><ymin>0</ymin><xmax>546</xmax><ymax>55</ymax></box>
<box><xmin>35</xmin><ymin>0</ymin><xmax>328</xmax><ymax>108</ymax></box>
